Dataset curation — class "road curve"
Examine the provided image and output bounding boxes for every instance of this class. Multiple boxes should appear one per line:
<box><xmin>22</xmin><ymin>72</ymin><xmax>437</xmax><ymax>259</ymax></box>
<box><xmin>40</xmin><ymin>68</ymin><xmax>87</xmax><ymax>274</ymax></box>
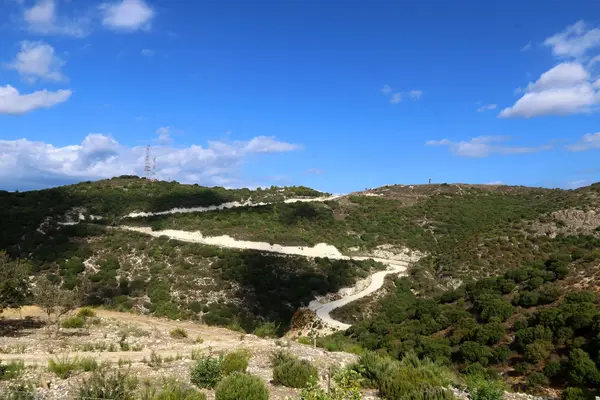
<box><xmin>118</xmin><ymin>226</ymin><xmax>416</xmax><ymax>331</ymax></box>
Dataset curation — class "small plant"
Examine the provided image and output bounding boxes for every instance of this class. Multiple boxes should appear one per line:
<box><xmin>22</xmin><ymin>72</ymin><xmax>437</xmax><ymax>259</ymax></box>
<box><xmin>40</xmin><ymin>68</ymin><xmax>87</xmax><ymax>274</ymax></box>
<box><xmin>142</xmin><ymin>378</ymin><xmax>207</xmax><ymax>400</ymax></box>
<box><xmin>220</xmin><ymin>349</ymin><xmax>251</xmax><ymax>376</ymax></box>
<box><xmin>48</xmin><ymin>355</ymin><xmax>79</xmax><ymax>379</ymax></box>
<box><xmin>77</xmin><ymin>307</ymin><xmax>97</xmax><ymax>318</ymax></box>
<box><xmin>190</xmin><ymin>355</ymin><xmax>222</xmax><ymax>389</ymax></box>
<box><xmin>0</xmin><ymin>360</ymin><xmax>26</xmax><ymax>380</ymax></box>
<box><xmin>170</xmin><ymin>328</ymin><xmax>188</xmax><ymax>339</ymax></box>
<box><xmin>194</xmin><ymin>336</ymin><xmax>204</xmax><ymax>344</ymax></box>
<box><xmin>253</xmin><ymin>321</ymin><xmax>279</xmax><ymax>338</ymax></box>
<box><xmin>215</xmin><ymin>372</ymin><xmax>268</xmax><ymax>400</ymax></box>
<box><xmin>2</xmin><ymin>380</ymin><xmax>35</xmax><ymax>400</ymax></box>
<box><xmin>118</xmin><ymin>358</ymin><xmax>132</xmax><ymax>368</ymax></box>
<box><xmin>272</xmin><ymin>351</ymin><xmax>317</xmax><ymax>389</ymax></box>
<box><xmin>61</xmin><ymin>316</ymin><xmax>86</xmax><ymax>329</ymax></box>
<box><xmin>77</xmin><ymin>368</ymin><xmax>137</xmax><ymax>400</ymax></box>
<box><xmin>78</xmin><ymin>357</ymin><xmax>99</xmax><ymax>372</ymax></box>
<box><xmin>148</xmin><ymin>351</ymin><xmax>163</xmax><ymax>368</ymax></box>
<box><xmin>191</xmin><ymin>348</ymin><xmax>203</xmax><ymax>361</ymax></box>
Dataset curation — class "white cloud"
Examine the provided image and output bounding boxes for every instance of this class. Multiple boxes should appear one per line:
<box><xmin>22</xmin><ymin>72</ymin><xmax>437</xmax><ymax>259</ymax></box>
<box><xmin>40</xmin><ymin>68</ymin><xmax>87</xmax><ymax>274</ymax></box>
<box><xmin>477</xmin><ymin>104</ymin><xmax>497</xmax><ymax>112</ymax></box>
<box><xmin>380</xmin><ymin>84</ymin><xmax>392</xmax><ymax>94</ymax></box>
<box><xmin>390</xmin><ymin>93</ymin><xmax>402</xmax><ymax>104</ymax></box>
<box><xmin>499</xmin><ymin>62</ymin><xmax>599</xmax><ymax>118</ymax></box>
<box><xmin>566</xmin><ymin>179</ymin><xmax>589</xmax><ymax>189</ymax></box>
<box><xmin>0</xmin><ymin>134</ymin><xmax>302</xmax><ymax>190</ymax></box>
<box><xmin>6</xmin><ymin>41</ymin><xmax>65</xmax><ymax>83</ymax></box>
<box><xmin>155</xmin><ymin>126</ymin><xmax>171</xmax><ymax>144</ymax></box>
<box><xmin>0</xmin><ymin>85</ymin><xmax>71</xmax><ymax>115</ymax></box>
<box><xmin>486</xmin><ymin>181</ymin><xmax>504</xmax><ymax>185</ymax></box>
<box><xmin>521</xmin><ymin>42</ymin><xmax>532</xmax><ymax>52</ymax></box>
<box><xmin>566</xmin><ymin>132</ymin><xmax>600</xmax><ymax>151</ymax></box>
<box><xmin>409</xmin><ymin>90</ymin><xmax>423</xmax><ymax>100</ymax></box>
<box><xmin>544</xmin><ymin>21</ymin><xmax>600</xmax><ymax>59</ymax></box>
<box><xmin>425</xmin><ymin>136</ymin><xmax>552</xmax><ymax>158</ymax></box>
<box><xmin>100</xmin><ymin>0</ymin><xmax>155</xmax><ymax>31</ymax></box>
<box><xmin>140</xmin><ymin>48</ymin><xmax>154</xmax><ymax>56</ymax></box>
<box><xmin>23</xmin><ymin>0</ymin><xmax>89</xmax><ymax>37</ymax></box>
<box><xmin>306</xmin><ymin>168</ymin><xmax>323</xmax><ymax>175</ymax></box>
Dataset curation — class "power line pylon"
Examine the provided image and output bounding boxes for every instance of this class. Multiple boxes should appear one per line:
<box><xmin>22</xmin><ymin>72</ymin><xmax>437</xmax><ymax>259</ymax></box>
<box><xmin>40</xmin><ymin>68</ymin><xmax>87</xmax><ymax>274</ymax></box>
<box><xmin>152</xmin><ymin>157</ymin><xmax>157</xmax><ymax>181</ymax></box>
<box><xmin>144</xmin><ymin>145</ymin><xmax>152</xmax><ymax>179</ymax></box>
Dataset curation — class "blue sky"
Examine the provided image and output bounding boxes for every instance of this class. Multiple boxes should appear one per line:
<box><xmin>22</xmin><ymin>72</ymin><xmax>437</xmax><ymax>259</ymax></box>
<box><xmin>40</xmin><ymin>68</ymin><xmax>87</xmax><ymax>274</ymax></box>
<box><xmin>1</xmin><ymin>0</ymin><xmax>599</xmax><ymax>193</ymax></box>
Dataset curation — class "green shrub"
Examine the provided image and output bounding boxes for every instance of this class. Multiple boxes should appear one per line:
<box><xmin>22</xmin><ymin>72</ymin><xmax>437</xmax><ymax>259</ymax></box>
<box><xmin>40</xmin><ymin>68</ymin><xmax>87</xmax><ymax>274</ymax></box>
<box><xmin>221</xmin><ymin>349</ymin><xmax>250</xmax><ymax>376</ymax></box>
<box><xmin>273</xmin><ymin>357</ymin><xmax>317</xmax><ymax>389</ymax></box>
<box><xmin>48</xmin><ymin>356</ymin><xmax>79</xmax><ymax>379</ymax></box>
<box><xmin>466</xmin><ymin>374</ymin><xmax>504</xmax><ymax>400</ymax></box>
<box><xmin>215</xmin><ymin>372</ymin><xmax>268</xmax><ymax>400</ymax></box>
<box><xmin>170</xmin><ymin>328</ymin><xmax>188</xmax><ymax>339</ymax></box>
<box><xmin>0</xmin><ymin>360</ymin><xmax>25</xmax><ymax>380</ymax></box>
<box><xmin>253</xmin><ymin>321</ymin><xmax>279</xmax><ymax>338</ymax></box>
<box><xmin>543</xmin><ymin>359</ymin><xmax>561</xmax><ymax>378</ymax></box>
<box><xmin>77</xmin><ymin>368</ymin><xmax>137</xmax><ymax>400</ymax></box>
<box><xmin>61</xmin><ymin>316</ymin><xmax>86</xmax><ymax>329</ymax></box>
<box><xmin>77</xmin><ymin>307</ymin><xmax>97</xmax><ymax>318</ymax></box>
<box><xmin>144</xmin><ymin>379</ymin><xmax>207</xmax><ymax>400</ymax></box>
<box><xmin>526</xmin><ymin>372</ymin><xmax>549</xmax><ymax>390</ymax></box>
<box><xmin>190</xmin><ymin>355</ymin><xmax>222</xmax><ymax>389</ymax></box>
<box><xmin>562</xmin><ymin>387</ymin><xmax>593</xmax><ymax>400</ymax></box>
<box><xmin>79</xmin><ymin>357</ymin><xmax>99</xmax><ymax>372</ymax></box>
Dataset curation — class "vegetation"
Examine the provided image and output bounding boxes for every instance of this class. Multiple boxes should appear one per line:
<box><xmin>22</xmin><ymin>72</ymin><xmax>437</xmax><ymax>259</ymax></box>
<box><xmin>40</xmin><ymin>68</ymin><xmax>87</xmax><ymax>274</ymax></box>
<box><xmin>61</xmin><ymin>316</ymin><xmax>86</xmax><ymax>328</ymax></box>
<box><xmin>214</xmin><ymin>372</ymin><xmax>269</xmax><ymax>400</ymax></box>
<box><xmin>170</xmin><ymin>328</ymin><xmax>188</xmax><ymax>339</ymax></box>
<box><xmin>77</xmin><ymin>367</ymin><xmax>137</xmax><ymax>400</ymax></box>
<box><xmin>0</xmin><ymin>361</ymin><xmax>25</xmax><ymax>381</ymax></box>
<box><xmin>220</xmin><ymin>349</ymin><xmax>251</xmax><ymax>376</ymax></box>
<box><xmin>271</xmin><ymin>350</ymin><xmax>318</xmax><ymax>389</ymax></box>
<box><xmin>141</xmin><ymin>379</ymin><xmax>207</xmax><ymax>400</ymax></box>
<box><xmin>0</xmin><ymin>252</ymin><xmax>31</xmax><ymax>313</ymax></box>
<box><xmin>300</xmin><ymin>367</ymin><xmax>363</xmax><ymax>400</ymax></box>
<box><xmin>190</xmin><ymin>355</ymin><xmax>223</xmax><ymax>389</ymax></box>
<box><xmin>48</xmin><ymin>356</ymin><xmax>80</xmax><ymax>379</ymax></box>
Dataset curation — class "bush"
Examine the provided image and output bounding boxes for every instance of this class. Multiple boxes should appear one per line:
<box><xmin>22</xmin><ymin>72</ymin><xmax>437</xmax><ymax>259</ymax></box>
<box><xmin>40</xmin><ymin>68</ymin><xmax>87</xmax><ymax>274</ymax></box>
<box><xmin>190</xmin><ymin>355</ymin><xmax>222</xmax><ymax>389</ymax></box>
<box><xmin>562</xmin><ymin>387</ymin><xmax>594</xmax><ymax>400</ymax></box>
<box><xmin>459</xmin><ymin>342</ymin><xmax>490</xmax><ymax>366</ymax></box>
<box><xmin>61</xmin><ymin>316</ymin><xmax>86</xmax><ymax>329</ymax></box>
<box><xmin>79</xmin><ymin>357</ymin><xmax>99</xmax><ymax>372</ymax></box>
<box><xmin>1</xmin><ymin>380</ymin><xmax>35</xmax><ymax>400</ymax></box>
<box><xmin>525</xmin><ymin>340</ymin><xmax>552</xmax><ymax>363</ymax></box>
<box><xmin>221</xmin><ymin>349</ymin><xmax>250</xmax><ymax>376</ymax></box>
<box><xmin>215</xmin><ymin>372</ymin><xmax>268</xmax><ymax>400</ymax></box>
<box><xmin>48</xmin><ymin>356</ymin><xmax>79</xmax><ymax>379</ymax></box>
<box><xmin>526</xmin><ymin>372</ymin><xmax>549</xmax><ymax>390</ymax></box>
<box><xmin>77</xmin><ymin>368</ymin><xmax>137</xmax><ymax>400</ymax></box>
<box><xmin>77</xmin><ymin>307</ymin><xmax>97</xmax><ymax>318</ymax></box>
<box><xmin>253</xmin><ymin>321</ymin><xmax>279</xmax><ymax>338</ymax></box>
<box><xmin>466</xmin><ymin>374</ymin><xmax>504</xmax><ymax>400</ymax></box>
<box><xmin>145</xmin><ymin>379</ymin><xmax>207</xmax><ymax>400</ymax></box>
<box><xmin>0</xmin><ymin>360</ymin><xmax>25</xmax><ymax>381</ymax></box>
<box><xmin>543</xmin><ymin>359</ymin><xmax>561</xmax><ymax>378</ymax></box>
<box><xmin>170</xmin><ymin>328</ymin><xmax>188</xmax><ymax>339</ymax></box>
<box><xmin>273</xmin><ymin>357</ymin><xmax>318</xmax><ymax>389</ymax></box>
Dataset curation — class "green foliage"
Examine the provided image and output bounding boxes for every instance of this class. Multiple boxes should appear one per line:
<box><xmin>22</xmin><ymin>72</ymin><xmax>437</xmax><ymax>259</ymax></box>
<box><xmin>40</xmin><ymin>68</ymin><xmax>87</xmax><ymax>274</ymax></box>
<box><xmin>77</xmin><ymin>307</ymin><xmax>97</xmax><ymax>318</ymax></box>
<box><xmin>0</xmin><ymin>380</ymin><xmax>35</xmax><ymax>400</ymax></box>
<box><xmin>190</xmin><ymin>355</ymin><xmax>222</xmax><ymax>389</ymax></box>
<box><xmin>466</xmin><ymin>374</ymin><xmax>504</xmax><ymax>400</ymax></box>
<box><xmin>0</xmin><ymin>252</ymin><xmax>31</xmax><ymax>312</ymax></box>
<box><xmin>0</xmin><ymin>360</ymin><xmax>25</xmax><ymax>381</ymax></box>
<box><xmin>524</xmin><ymin>340</ymin><xmax>553</xmax><ymax>363</ymax></box>
<box><xmin>142</xmin><ymin>379</ymin><xmax>207</xmax><ymax>400</ymax></box>
<box><xmin>170</xmin><ymin>328</ymin><xmax>188</xmax><ymax>339</ymax></box>
<box><xmin>61</xmin><ymin>316</ymin><xmax>86</xmax><ymax>328</ymax></box>
<box><xmin>568</xmin><ymin>349</ymin><xmax>600</xmax><ymax>386</ymax></box>
<box><xmin>48</xmin><ymin>356</ymin><xmax>79</xmax><ymax>379</ymax></box>
<box><xmin>220</xmin><ymin>349</ymin><xmax>250</xmax><ymax>376</ymax></box>
<box><xmin>562</xmin><ymin>387</ymin><xmax>594</xmax><ymax>400</ymax></box>
<box><xmin>253</xmin><ymin>321</ymin><xmax>280</xmax><ymax>338</ymax></box>
<box><xmin>214</xmin><ymin>372</ymin><xmax>268</xmax><ymax>400</ymax></box>
<box><xmin>79</xmin><ymin>357</ymin><xmax>99</xmax><ymax>372</ymax></box>
<box><xmin>77</xmin><ymin>368</ymin><xmax>137</xmax><ymax>400</ymax></box>
<box><xmin>300</xmin><ymin>367</ymin><xmax>363</xmax><ymax>400</ymax></box>
<box><xmin>272</xmin><ymin>356</ymin><xmax>318</xmax><ymax>389</ymax></box>
<box><xmin>526</xmin><ymin>372</ymin><xmax>549</xmax><ymax>390</ymax></box>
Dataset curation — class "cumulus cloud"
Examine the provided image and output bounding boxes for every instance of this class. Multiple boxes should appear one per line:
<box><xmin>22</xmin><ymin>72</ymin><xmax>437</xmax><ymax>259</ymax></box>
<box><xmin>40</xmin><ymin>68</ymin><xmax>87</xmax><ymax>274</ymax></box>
<box><xmin>521</xmin><ymin>42</ymin><xmax>532</xmax><ymax>52</ymax></box>
<box><xmin>6</xmin><ymin>41</ymin><xmax>65</xmax><ymax>83</ymax></box>
<box><xmin>0</xmin><ymin>85</ymin><xmax>71</xmax><ymax>115</ymax></box>
<box><xmin>23</xmin><ymin>0</ymin><xmax>89</xmax><ymax>37</ymax></box>
<box><xmin>544</xmin><ymin>21</ymin><xmax>600</xmax><ymax>59</ymax></box>
<box><xmin>100</xmin><ymin>0</ymin><xmax>155</xmax><ymax>31</ymax></box>
<box><xmin>380</xmin><ymin>85</ymin><xmax>422</xmax><ymax>103</ymax></box>
<box><xmin>477</xmin><ymin>104</ymin><xmax>497</xmax><ymax>112</ymax></box>
<box><xmin>566</xmin><ymin>133</ymin><xmax>600</xmax><ymax>151</ymax></box>
<box><xmin>409</xmin><ymin>90</ymin><xmax>423</xmax><ymax>100</ymax></box>
<box><xmin>140</xmin><ymin>49</ymin><xmax>154</xmax><ymax>56</ymax></box>
<box><xmin>380</xmin><ymin>84</ymin><xmax>392</xmax><ymax>94</ymax></box>
<box><xmin>425</xmin><ymin>136</ymin><xmax>552</xmax><ymax>158</ymax></box>
<box><xmin>155</xmin><ymin>126</ymin><xmax>171</xmax><ymax>144</ymax></box>
<box><xmin>499</xmin><ymin>62</ymin><xmax>599</xmax><ymax>118</ymax></box>
<box><xmin>0</xmin><ymin>134</ymin><xmax>302</xmax><ymax>190</ymax></box>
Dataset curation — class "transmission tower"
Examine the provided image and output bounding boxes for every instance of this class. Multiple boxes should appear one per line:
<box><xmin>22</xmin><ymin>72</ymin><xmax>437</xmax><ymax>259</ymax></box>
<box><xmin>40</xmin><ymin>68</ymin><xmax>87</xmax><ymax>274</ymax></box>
<box><xmin>144</xmin><ymin>145</ymin><xmax>151</xmax><ymax>179</ymax></box>
<box><xmin>152</xmin><ymin>157</ymin><xmax>157</xmax><ymax>181</ymax></box>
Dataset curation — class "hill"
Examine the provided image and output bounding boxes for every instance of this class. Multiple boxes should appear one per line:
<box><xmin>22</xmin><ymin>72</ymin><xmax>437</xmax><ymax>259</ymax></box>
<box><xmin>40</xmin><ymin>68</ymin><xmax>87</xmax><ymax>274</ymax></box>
<box><xmin>2</xmin><ymin>177</ymin><xmax>600</xmax><ymax>397</ymax></box>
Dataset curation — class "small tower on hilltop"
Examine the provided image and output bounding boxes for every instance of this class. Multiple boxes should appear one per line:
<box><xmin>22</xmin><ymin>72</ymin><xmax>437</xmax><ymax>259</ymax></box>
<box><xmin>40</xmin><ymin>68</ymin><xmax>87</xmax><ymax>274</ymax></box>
<box><xmin>144</xmin><ymin>145</ymin><xmax>152</xmax><ymax>179</ymax></box>
<box><xmin>152</xmin><ymin>157</ymin><xmax>157</xmax><ymax>181</ymax></box>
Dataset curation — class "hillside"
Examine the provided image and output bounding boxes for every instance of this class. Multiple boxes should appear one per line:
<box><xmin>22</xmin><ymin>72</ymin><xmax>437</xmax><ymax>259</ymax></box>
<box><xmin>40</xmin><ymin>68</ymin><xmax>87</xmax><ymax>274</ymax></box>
<box><xmin>2</xmin><ymin>177</ymin><xmax>600</xmax><ymax>398</ymax></box>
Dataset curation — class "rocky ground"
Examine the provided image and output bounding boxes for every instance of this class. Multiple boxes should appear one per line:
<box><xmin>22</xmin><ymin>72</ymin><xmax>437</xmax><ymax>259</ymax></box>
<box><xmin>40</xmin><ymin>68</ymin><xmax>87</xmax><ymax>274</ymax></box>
<box><xmin>0</xmin><ymin>307</ymin><xmax>368</xmax><ymax>400</ymax></box>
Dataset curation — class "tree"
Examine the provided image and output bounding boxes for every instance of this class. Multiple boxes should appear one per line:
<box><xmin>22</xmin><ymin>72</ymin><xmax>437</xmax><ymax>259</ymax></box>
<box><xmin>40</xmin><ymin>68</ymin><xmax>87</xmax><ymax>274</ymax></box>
<box><xmin>33</xmin><ymin>277</ymin><xmax>83</xmax><ymax>332</ymax></box>
<box><xmin>568</xmin><ymin>349</ymin><xmax>600</xmax><ymax>386</ymax></box>
<box><xmin>0</xmin><ymin>252</ymin><xmax>31</xmax><ymax>313</ymax></box>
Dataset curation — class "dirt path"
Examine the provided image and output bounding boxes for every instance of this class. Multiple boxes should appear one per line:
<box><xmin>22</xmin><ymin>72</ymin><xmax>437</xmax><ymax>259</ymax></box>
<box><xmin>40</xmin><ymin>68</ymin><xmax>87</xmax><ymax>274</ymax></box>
<box><xmin>117</xmin><ymin>227</ymin><xmax>418</xmax><ymax>331</ymax></box>
<box><xmin>125</xmin><ymin>195</ymin><xmax>341</xmax><ymax>218</ymax></box>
